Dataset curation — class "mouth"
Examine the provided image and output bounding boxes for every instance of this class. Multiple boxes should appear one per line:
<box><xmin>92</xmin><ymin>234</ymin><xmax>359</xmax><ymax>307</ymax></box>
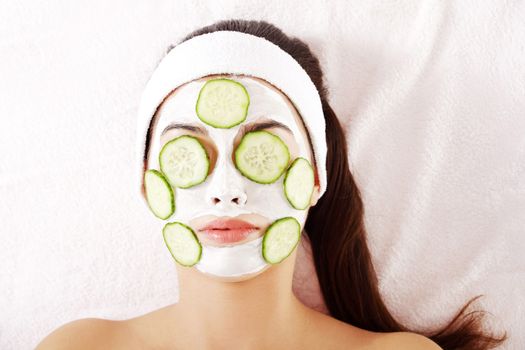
<box><xmin>198</xmin><ymin>218</ymin><xmax>260</xmax><ymax>244</ymax></box>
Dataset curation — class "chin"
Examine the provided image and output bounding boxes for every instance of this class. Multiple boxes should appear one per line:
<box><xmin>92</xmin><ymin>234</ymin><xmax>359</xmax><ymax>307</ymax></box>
<box><xmin>196</xmin><ymin>264</ymin><xmax>272</xmax><ymax>283</ymax></box>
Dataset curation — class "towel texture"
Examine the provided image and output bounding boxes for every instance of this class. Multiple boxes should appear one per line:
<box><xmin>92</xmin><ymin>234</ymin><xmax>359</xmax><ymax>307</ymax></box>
<box><xmin>0</xmin><ymin>1</ymin><xmax>523</xmax><ymax>349</ymax></box>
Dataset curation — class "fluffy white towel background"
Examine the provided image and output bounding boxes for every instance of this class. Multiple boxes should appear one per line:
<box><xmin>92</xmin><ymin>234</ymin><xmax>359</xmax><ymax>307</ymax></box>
<box><xmin>1</xmin><ymin>1</ymin><xmax>523</xmax><ymax>349</ymax></box>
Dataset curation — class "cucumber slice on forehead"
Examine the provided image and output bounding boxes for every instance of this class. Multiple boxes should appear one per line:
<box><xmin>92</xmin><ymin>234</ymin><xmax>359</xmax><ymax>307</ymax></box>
<box><xmin>159</xmin><ymin>135</ymin><xmax>210</xmax><ymax>189</ymax></box>
<box><xmin>196</xmin><ymin>78</ymin><xmax>250</xmax><ymax>128</ymax></box>
<box><xmin>163</xmin><ymin>222</ymin><xmax>202</xmax><ymax>267</ymax></box>
<box><xmin>262</xmin><ymin>217</ymin><xmax>301</xmax><ymax>264</ymax></box>
<box><xmin>283</xmin><ymin>157</ymin><xmax>315</xmax><ymax>210</ymax></box>
<box><xmin>144</xmin><ymin>169</ymin><xmax>175</xmax><ymax>219</ymax></box>
<box><xmin>234</xmin><ymin>130</ymin><xmax>290</xmax><ymax>184</ymax></box>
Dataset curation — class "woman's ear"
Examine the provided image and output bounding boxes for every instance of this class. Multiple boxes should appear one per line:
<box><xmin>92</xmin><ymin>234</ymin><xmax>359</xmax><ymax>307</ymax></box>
<box><xmin>309</xmin><ymin>184</ymin><xmax>321</xmax><ymax>207</ymax></box>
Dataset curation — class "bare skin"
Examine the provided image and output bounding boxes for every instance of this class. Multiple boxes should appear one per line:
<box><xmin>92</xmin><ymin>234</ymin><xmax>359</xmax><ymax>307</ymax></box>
<box><xmin>116</xmin><ymin>247</ymin><xmax>380</xmax><ymax>350</ymax></box>
<box><xmin>35</xmin><ymin>245</ymin><xmax>441</xmax><ymax>349</ymax></box>
<box><xmin>36</xmin><ymin>246</ymin><xmax>382</xmax><ymax>350</ymax></box>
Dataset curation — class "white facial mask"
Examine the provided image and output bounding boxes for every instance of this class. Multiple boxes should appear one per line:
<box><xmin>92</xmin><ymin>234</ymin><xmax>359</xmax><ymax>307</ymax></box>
<box><xmin>149</xmin><ymin>76</ymin><xmax>313</xmax><ymax>278</ymax></box>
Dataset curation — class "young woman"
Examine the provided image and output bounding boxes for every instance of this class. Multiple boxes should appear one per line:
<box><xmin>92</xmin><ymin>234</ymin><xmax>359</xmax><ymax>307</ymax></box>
<box><xmin>37</xmin><ymin>19</ymin><xmax>507</xmax><ymax>350</ymax></box>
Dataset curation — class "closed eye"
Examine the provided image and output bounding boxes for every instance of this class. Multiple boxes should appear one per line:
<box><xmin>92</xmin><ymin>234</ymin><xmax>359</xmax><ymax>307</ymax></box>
<box><xmin>160</xmin><ymin>119</ymin><xmax>297</xmax><ymax>178</ymax></box>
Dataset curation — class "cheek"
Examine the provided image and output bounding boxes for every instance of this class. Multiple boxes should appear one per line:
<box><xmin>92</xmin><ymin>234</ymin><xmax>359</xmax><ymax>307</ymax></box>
<box><xmin>171</xmin><ymin>176</ymin><xmax>293</xmax><ymax>213</ymax></box>
<box><xmin>249</xmin><ymin>180</ymin><xmax>286</xmax><ymax>200</ymax></box>
<box><xmin>242</xmin><ymin>180</ymin><xmax>309</xmax><ymax>228</ymax></box>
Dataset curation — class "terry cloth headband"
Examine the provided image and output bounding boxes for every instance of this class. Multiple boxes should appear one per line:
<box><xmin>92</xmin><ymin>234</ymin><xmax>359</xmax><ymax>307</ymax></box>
<box><xmin>135</xmin><ymin>30</ymin><xmax>328</xmax><ymax>206</ymax></box>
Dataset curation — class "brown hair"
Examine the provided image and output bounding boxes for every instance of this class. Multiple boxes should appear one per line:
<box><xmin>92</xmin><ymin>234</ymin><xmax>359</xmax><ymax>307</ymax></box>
<box><xmin>146</xmin><ymin>19</ymin><xmax>507</xmax><ymax>350</ymax></box>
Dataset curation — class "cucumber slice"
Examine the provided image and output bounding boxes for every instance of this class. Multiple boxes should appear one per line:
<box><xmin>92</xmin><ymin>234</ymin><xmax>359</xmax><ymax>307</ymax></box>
<box><xmin>234</xmin><ymin>130</ymin><xmax>290</xmax><ymax>184</ymax></box>
<box><xmin>159</xmin><ymin>135</ymin><xmax>210</xmax><ymax>189</ymax></box>
<box><xmin>283</xmin><ymin>157</ymin><xmax>315</xmax><ymax>210</ymax></box>
<box><xmin>163</xmin><ymin>222</ymin><xmax>202</xmax><ymax>267</ymax></box>
<box><xmin>195</xmin><ymin>78</ymin><xmax>250</xmax><ymax>128</ymax></box>
<box><xmin>144</xmin><ymin>169</ymin><xmax>175</xmax><ymax>219</ymax></box>
<box><xmin>262</xmin><ymin>217</ymin><xmax>301</xmax><ymax>264</ymax></box>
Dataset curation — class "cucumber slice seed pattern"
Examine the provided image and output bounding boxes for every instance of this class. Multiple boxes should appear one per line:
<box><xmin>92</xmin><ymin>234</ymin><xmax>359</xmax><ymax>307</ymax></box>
<box><xmin>163</xmin><ymin>222</ymin><xmax>202</xmax><ymax>267</ymax></box>
<box><xmin>283</xmin><ymin>157</ymin><xmax>315</xmax><ymax>210</ymax></box>
<box><xmin>159</xmin><ymin>135</ymin><xmax>210</xmax><ymax>189</ymax></box>
<box><xmin>196</xmin><ymin>78</ymin><xmax>250</xmax><ymax>129</ymax></box>
<box><xmin>262</xmin><ymin>217</ymin><xmax>301</xmax><ymax>264</ymax></box>
<box><xmin>235</xmin><ymin>130</ymin><xmax>290</xmax><ymax>184</ymax></box>
<box><xmin>144</xmin><ymin>169</ymin><xmax>175</xmax><ymax>219</ymax></box>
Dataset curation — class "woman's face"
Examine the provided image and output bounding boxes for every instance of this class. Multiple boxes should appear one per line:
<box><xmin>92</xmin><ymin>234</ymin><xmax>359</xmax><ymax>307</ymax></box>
<box><xmin>147</xmin><ymin>73</ymin><xmax>320</xmax><ymax>281</ymax></box>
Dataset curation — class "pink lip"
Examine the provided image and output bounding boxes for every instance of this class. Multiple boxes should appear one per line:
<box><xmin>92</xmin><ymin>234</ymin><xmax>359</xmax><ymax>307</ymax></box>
<box><xmin>198</xmin><ymin>218</ymin><xmax>259</xmax><ymax>244</ymax></box>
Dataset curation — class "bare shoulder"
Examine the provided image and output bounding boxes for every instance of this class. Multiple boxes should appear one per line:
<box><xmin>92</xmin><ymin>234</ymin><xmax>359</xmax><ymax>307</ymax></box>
<box><xmin>376</xmin><ymin>332</ymin><xmax>443</xmax><ymax>350</ymax></box>
<box><xmin>302</xmin><ymin>310</ymin><xmax>378</xmax><ymax>349</ymax></box>
<box><xmin>35</xmin><ymin>318</ymin><xmax>119</xmax><ymax>350</ymax></box>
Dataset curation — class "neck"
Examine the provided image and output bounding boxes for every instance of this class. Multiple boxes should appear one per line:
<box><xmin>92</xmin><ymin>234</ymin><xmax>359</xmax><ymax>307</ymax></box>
<box><xmin>169</xmin><ymin>248</ymin><xmax>314</xmax><ymax>349</ymax></box>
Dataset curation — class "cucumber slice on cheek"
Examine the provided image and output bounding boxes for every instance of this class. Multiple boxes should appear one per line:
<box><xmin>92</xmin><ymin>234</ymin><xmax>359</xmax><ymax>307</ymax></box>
<box><xmin>163</xmin><ymin>222</ymin><xmax>202</xmax><ymax>266</ymax></box>
<box><xmin>144</xmin><ymin>169</ymin><xmax>175</xmax><ymax>219</ymax></box>
<box><xmin>262</xmin><ymin>217</ymin><xmax>301</xmax><ymax>264</ymax></box>
<box><xmin>234</xmin><ymin>130</ymin><xmax>290</xmax><ymax>184</ymax></box>
<box><xmin>283</xmin><ymin>157</ymin><xmax>315</xmax><ymax>210</ymax></box>
<box><xmin>196</xmin><ymin>78</ymin><xmax>250</xmax><ymax>129</ymax></box>
<box><xmin>159</xmin><ymin>135</ymin><xmax>210</xmax><ymax>189</ymax></box>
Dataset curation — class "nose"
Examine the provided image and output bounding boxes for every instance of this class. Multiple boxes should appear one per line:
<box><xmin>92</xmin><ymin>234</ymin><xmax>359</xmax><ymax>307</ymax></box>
<box><xmin>206</xmin><ymin>155</ymin><xmax>248</xmax><ymax>208</ymax></box>
<box><xmin>210</xmin><ymin>188</ymin><xmax>248</xmax><ymax>206</ymax></box>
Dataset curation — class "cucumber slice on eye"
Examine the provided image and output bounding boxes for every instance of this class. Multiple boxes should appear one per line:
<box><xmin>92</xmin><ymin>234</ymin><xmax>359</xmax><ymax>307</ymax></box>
<box><xmin>262</xmin><ymin>217</ymin><xmax>301</xmax><ymax>264</ymax></box>
<box><xmin>195</xmin><ymin>78</ymin><xmax>250</xmax><ymax>128</ymax></box>
<box><xmin>163</xmin><ymin>222</ymin><xmax>202</xmax><ymax>267</ymax></box>
<box><xmin>234</xmin><ymin>130</ymin><xmax>290</xmax><ymax>184</ymax></box>
<box><xmin>283</xmin><ymin>157</ymin><xmax>315</xmax><ymax>210</ymax></box>
<box><xmin>159</xmin><ymin>135</ymin><xmax>210</xmax><ymax>189</ymax></box>
<box><xmin>144</xmin><ymin>169</ymin><xmax>175</xmax><ymax>219</ymax></box>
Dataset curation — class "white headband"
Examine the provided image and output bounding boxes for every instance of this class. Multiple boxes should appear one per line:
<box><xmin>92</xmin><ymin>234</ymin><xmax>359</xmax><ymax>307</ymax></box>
<box><xmin>135</xmin><ymin>30</ymin><xmax>328</xmax><ymax>207</ymax></box>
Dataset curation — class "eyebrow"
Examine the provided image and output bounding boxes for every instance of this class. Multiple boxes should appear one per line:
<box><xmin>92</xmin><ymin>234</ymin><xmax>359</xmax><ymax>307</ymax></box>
<box><xmin>161</xmin><ymin>123</ymin><xmax>208</xmax><ymax>136</ymax></box>
<box><xmin>161</xmin><ymin>119</ymin><xmax>293</xmax><ymax>137</ymax></box>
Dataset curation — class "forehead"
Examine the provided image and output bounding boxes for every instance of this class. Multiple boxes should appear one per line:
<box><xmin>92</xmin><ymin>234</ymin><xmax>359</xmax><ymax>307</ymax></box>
<box><xmin>154</xmin><ymin>74</ymin><xmax>303</xmax><ymax>130</ymax></box>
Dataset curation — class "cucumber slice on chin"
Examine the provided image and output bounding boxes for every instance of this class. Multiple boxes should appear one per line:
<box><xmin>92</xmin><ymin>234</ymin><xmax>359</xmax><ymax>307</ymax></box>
<box><xmin>159</xmin><ymin>135</ymin><xmax>210</xmax><ymax>189</ymax></box>
<box><xmin>144</xmin><ymin>169</ymin><xmax>175</xmax><ymax>219</ymax></box>
<box><xmin>163</xmin><ymin>222</ymin><xmax>202</xmax><ymax>267</ymax></box>
<box><xmin>234</xmin><ymin>130</ymin><xmax>290</xmax><ymax>184</ymax></box>
<box><xmin>262</xmin><ymin>217</ymin><xmax>301</xmax><ymax>264</ymax></box>
<box><xmin>283</xmin><ymin>157</ymin><xmax>315</xmax><ymax>210</ymax></box>
<box><xmin>196</xmin><ymin>78</ymin><xmax>250</xmax><ymax>129</ymax></box>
